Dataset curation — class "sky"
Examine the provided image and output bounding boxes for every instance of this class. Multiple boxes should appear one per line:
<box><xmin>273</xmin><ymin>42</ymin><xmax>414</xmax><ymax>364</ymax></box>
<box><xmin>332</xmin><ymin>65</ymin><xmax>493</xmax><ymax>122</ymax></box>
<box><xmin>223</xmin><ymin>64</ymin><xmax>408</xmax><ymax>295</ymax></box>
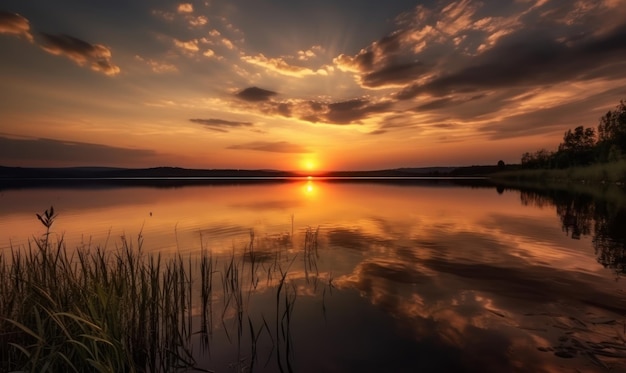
<box><xmin>1</xmin><ymin>0</ymin><xmax>626</xmax><ymax>171</ymax></box>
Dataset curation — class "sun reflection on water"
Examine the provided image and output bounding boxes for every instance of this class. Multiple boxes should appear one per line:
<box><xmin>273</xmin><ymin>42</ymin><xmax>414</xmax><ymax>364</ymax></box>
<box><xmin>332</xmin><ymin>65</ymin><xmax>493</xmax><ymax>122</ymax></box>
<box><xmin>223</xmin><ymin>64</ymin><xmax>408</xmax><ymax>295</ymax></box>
<box><xmin>303</xmin><ymin>178</ymin><xmax>316</xmax><ymax>197</ymax></box>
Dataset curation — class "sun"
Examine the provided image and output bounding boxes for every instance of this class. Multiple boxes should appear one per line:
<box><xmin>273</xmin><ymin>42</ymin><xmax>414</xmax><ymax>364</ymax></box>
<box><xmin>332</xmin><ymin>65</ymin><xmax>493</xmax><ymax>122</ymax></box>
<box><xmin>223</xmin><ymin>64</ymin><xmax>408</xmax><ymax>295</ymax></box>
<box><xmin>300</xmin><ymin>157</ymin><xmax>318</xmax><ymax>173</ymax></box>
<box><xmin>305</xmin><ymin>160</ymin><xmax>316</xmax><ymax>171</ymax></box>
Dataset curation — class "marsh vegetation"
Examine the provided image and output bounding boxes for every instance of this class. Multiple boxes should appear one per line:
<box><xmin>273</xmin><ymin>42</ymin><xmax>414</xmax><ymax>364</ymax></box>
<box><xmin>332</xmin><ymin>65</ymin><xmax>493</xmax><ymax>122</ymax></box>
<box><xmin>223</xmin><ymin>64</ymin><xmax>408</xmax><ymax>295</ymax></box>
<box><xmin>0</xmin><ymin>207</ymin><xmax>330</xmax><ymax>372</ymax></box>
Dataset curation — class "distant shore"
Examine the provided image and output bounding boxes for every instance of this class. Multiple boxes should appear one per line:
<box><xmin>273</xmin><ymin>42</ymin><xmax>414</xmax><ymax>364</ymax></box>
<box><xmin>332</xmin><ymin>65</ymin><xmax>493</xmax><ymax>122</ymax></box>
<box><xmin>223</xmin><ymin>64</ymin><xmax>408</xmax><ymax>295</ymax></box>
<box><xmin>492</xmin><ymin>160</ymin><xmax>626</xmax><ymax>185</ymax></box>
<box><xmin>0</xmin><ymin>164</ymin><xmax>506</xmax><ymax>179</ymax></box>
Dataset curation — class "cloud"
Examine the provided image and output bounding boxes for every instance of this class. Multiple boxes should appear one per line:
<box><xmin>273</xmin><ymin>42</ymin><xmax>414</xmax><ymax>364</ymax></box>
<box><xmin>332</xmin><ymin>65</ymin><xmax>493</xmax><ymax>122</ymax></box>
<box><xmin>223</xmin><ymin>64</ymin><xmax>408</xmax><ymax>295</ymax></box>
<box><xmin>398</xmin><ymin>23</ymin><xmax>626</xmax><ymax>100</ymax></box>
<box><xmin>177</xmin><ymin>3</ymin><xmax>194</xmax><ymax>14</ymax></box>
<box><xmin>242</xmin><ymin>54</ymin><xmax>326</xmax><ymax>78</ymax></box>
<box><xmin>235</xmin><ymin>86</ymin><xmax>277</xmax><ymax>102</ymax></box>
<box><xmin>325</xmin><ymin>98</ymin><xmax>393</xmax><ymax>124</ymax></box>
<box><xmin>333</xmin><ymin>31</ymin><xmax>421</xmax><ymax>88</ymax></box>
<box><xmin>415</xmin><ymin>94</ymin><xmax>485</xmax><ymax>111</ymax></box>
<box><xmin>203</xmin><ymin>48</ymin><xmax>217</xmax><ymax>58</ymax></box>
<box><xmin>227</xmin><ymin>141</ymin><xmax>310</xmax><ymax>153</ymax></box>
<box><xmin>188</xmin><ymin>15</ymin><xmax>208</xmax><ymax>27</ymax></box>
<box><xmin>361</xmin><ymin>62</ymin><xmax>428</xmax><ymax>88</ymax></box>
<box><xmin>297</xmin><ymin>47</ymin><xmax>320</xmax><ymax>61</ymax></box>
<box><xmin>151</xmin><ymin>9</ymin><xmax>175</xmax><ymax>22</ymax></box>
<box><xmin>241</xmin><ymin>53</ymin><xmax>316</xmax><ymax>78</ymax></box>
<box><xmin>221</xmin><ymin>37</ymin><xmax>235</xmax><ymax>50</ymax></box>
<box><xmin>477</xmin><ymin>88</ymin><xmax>626</xmax><ymax>140</ymax></box>
<box><xmin>332</xmin><ymin>0</ymin><xmax>626</xmax><ymax>98</ymax></box>
<box><xmin>39</xmin><ymin>33</ymin><xmax>120</xmax><ymax>76</ymax></box>
<box><xmin>173</xmin><ymin>38</ymin><xmax>199</xmax><ymax>52</ymax></box>
<box><xmin>135</xmin><ymin>55</ymin><xmax>178</xmax><ymax>73</ymax></box>
<box><xmin>0</xmin><ymin>136</ymin><xmax>157</xmax><ymax>165</ymax></box>
<box><xmin>234</xmin><ymin>93</ymin><xmax>393</xmax><ymax>125</ymax></box>
<box><xmin>229</xmin><ymin>1</ymin><xmax>625</xmax><ymax>138</ymax></box>
<box><xmin>0</xmin><ymin>11</ymin><xmax>33</xmax><ymax>42</ymax></box>
<box><xmin>189</xmin><ymin>118</ymin><xmax>254</xmax><ymax>132</ymax></box>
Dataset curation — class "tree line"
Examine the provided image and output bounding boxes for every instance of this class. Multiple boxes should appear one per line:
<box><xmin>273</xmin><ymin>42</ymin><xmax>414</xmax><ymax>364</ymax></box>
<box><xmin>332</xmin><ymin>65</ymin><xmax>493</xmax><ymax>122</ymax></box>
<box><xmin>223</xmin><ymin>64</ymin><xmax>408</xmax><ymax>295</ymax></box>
<box><xmin>521</xmin><ymin>100</ymin><xmax>626</xmax><ymax>169</ymax></box>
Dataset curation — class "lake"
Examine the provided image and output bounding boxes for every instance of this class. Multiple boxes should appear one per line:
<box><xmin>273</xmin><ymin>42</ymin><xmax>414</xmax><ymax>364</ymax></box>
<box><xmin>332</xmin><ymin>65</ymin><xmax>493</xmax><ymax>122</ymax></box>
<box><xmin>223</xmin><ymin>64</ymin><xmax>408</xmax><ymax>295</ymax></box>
<box><xmin>1</xmin><ymin>178</ymin><xmax>626</xmax><ymax>372</ymax></box>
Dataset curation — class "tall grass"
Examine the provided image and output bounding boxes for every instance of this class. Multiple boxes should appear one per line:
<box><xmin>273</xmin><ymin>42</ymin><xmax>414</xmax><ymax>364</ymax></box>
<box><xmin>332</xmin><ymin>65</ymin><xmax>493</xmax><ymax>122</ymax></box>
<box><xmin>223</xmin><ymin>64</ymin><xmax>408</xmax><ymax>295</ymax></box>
<box><xmin>1</xmin><ymin>208</ymin><xmax>328</xmax><ymax>372</ymax></box>
<box><xmin>0</xmin><ymin>207</ymin><xmax>206</xmax><ymax>372</ymax></box>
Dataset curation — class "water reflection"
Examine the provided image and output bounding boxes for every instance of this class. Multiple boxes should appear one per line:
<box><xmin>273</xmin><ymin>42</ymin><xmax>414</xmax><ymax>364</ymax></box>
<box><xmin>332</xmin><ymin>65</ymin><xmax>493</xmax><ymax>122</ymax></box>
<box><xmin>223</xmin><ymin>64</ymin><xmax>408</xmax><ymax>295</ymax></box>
<box><xmin>518</xmin><ymin>187</ymin><xmax>626</xmax><ymax>276</ymax></box>
<box><xmin>1</xmin><ymin>181</ymin><xmax>626</xmax><ymax>371</ymax></box>
<box><xmin>303</xmin><ymin>179</ymin><xmax>316</xmax><ymax>197</ymax></box>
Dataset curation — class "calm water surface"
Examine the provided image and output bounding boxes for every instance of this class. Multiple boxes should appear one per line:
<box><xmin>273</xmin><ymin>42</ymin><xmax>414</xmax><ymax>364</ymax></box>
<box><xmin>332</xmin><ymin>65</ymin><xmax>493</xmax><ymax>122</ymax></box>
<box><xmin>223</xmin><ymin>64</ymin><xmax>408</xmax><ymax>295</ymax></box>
<box><xmin>1</xmin><ymin>179</ymin><xmax>625</xmax><ymax>372</ymax></box>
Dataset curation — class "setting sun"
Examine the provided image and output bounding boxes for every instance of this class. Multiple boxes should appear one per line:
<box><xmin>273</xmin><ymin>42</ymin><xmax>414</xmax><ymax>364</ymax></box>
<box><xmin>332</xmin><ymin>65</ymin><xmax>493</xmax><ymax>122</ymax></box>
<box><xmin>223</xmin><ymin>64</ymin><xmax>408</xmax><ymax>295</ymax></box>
<box><xmin>300</xmin><ymin>157</ymin><xmax>319</xmax><ymax>173</ymax></box>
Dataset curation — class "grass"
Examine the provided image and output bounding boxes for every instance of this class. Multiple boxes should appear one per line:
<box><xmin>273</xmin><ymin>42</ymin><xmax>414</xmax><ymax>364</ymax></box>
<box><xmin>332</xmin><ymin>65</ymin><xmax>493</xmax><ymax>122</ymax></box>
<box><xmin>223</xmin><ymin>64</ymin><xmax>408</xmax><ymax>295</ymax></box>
<box><xmin>0</xmin><ymin>207</ymin><xmax>202</xmax><ymax>372</ymax></box>
<box><xmin>0</xmin><ymin>207</ymin><xmax>328</xmax><ymax>372</ymax></box>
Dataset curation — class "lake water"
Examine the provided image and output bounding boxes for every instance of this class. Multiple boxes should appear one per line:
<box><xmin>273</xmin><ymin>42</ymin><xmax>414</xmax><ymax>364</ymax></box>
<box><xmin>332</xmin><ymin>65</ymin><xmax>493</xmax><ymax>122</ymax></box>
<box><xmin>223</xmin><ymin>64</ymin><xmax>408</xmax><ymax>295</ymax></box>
<box><xmin>1</xmin><ymin>179</ymin><xmax>626</xmax><ymax>372</ymax></box>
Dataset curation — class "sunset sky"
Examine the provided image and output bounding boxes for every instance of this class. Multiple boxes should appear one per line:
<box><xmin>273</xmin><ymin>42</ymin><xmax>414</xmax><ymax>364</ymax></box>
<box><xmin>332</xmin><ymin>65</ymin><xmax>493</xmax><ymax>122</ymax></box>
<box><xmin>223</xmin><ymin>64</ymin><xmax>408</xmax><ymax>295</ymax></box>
<box><xmin>1</xmin><ymin>0</ymin><xmax>626</xmax><ymax>171</ymax></box>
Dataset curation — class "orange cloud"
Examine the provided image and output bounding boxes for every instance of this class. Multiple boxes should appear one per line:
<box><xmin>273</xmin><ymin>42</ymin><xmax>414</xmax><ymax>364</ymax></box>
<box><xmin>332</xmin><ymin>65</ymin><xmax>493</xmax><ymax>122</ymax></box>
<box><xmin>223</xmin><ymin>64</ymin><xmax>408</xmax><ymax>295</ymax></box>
<box><xmin>173</xmin><ymin>38</ymin><xmax>199</xmax><ymax>53</ymax></box>
<box><xmin>227</xmin><ymin>141</ymin><xmax>310</xmax><ymax>153</ymax></box>
<box><xmin>242</xmin><ymin>53</ymin><xmax>330</xmax><ymax>78</ymax></box>
<box><xmin>40</xmin><ymin>33</ymin><xmax>120</xmax><ymax>76</ymax></box>
<box><xmin>135</xmin><ymin>55</ymin><xmax>178</xmax><ymax>73</ymax></box>
<box><xmin>233</xmin><ymin>85</ymin><xmax>393</xmax><ymax>125</ymax></box>
<box><xmin>202</xmin><ymin>48</ymin><xmax>217</xmax><ymax>58</ymax></box>
<box><xmin>0</xmin><ymin>11</ymin><xmax>33</xmax><ymax>42</ymax></box>
<box><xmin>190</xmin><ymin>118</ymin><xmax>254</xmax><ymax>132</ymax></box>
<box><xmin>297</xmin><ymin>46</ymin><xmax>324</xmax><ymax>61</ymax></box>
<box><xmin>188</xmin><ymin>15</ymin><xmax>208</xmax><ymax>27</ymax></box>
<box><xmin>221</xmin><ymin>37</ymin><xmax>235</xmax><ymax>50</ymax></box>
<box><xmin>177</xmin><ymin>3</ymin><xmax>194</xmax><ymax>13</ymax></box>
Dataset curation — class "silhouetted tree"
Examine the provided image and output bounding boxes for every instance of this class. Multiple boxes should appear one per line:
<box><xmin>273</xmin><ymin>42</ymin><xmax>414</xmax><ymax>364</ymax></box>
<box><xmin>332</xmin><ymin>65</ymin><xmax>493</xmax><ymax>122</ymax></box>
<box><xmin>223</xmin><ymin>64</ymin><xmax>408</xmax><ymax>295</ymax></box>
<box><xmin>521</xmin><ymin>149</ymin><xmax>553</xmax><ymax>169</ymax></box>
<box><xmin>557</xmin><ymin>126</ymin><xmax>596</xmax><ymax>167</ymax></box>
<box><xmin>598</xmin><ymin>101</ymin><xmax>626</xmax><ymax>147</ymax></box>
<box><xmin>497</xmin><ymin>160</ymin><xmax>505</xmax><ymax>169</ymax></box>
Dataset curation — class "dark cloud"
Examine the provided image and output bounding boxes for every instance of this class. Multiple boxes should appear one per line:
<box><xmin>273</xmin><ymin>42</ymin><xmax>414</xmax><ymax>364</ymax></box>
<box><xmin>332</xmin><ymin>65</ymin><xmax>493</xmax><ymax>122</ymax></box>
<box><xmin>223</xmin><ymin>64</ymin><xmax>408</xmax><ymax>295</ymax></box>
<box><xmin>309</xmin><ymin>101</ymin><xmax>323</xmax><ymax>112</ymax></box>
<box><xmin>479</xmin><ymin>85</ymin><xmax>626</xmax><ymax>140</ymax></box>
<box><xmin>415</xmin><ymin>97</ymin><xmax>455</xmax><ymax>111</ymax></box>
<box><xmin>227</xmin><ymin>141</ymin><xmax>310</xmax><ymax>153</ymax></box>
<box><xmin>415</xmin><ymin>94</ymin><xmax>486</xmax><ymax>112</ymax></box>
<box><xmin>39</xmin><ymin>33</ymin><xmax>120</xmax><ymax>76</ymax></box>
<box><xmin>275</xmin><ymin>102</ymin><xmax>292</xmax><ymax>117</ymax></box>
<box><xmin>189</xmin><ymin>118</ymin><xmax>253</xmax><ymax>132</ymax></box>
<box><xmin>328</xmin><ymin>0</ymin><xmax>626</xmax><ymax>145</ymax></box>
<box><xmin>0</xmin><ymin>136</ymin><xmax>158</xmax><ymax>166</ymax></box>
<box><xmin>325</xmin><ymin>98</ymin><xmax>393</xmax><ymax>124</ymax></box>
<box><xmin>399</xmin><ymin>24</ymin><xmax>626</xmax><ymax>99</ymax></box>
<box><xmin>235</xmin><ymin>86</ymin><xmax>277</xmax><ymax>102</ymax></box>
<box><xmin>240</xmin><ymin>95</ymin><xmax>392</xmax><ymax>125</ymax></box>
<box><xmin>431</xmin><ymin>123</ymin><xmax>459</xmax><ymax>129</ymax></box>
<box><xmin>0</xmin><ymin>10</ymin><xmax>33</xmax><ymax>41</ymax></box>
<box><xmin>362</xmin><ymin>61</ymin><xmax>427</xmax><ymax>88</ymax></box>
<box><xmin>333</xmin><ymin>30</ymin><xmax>406</xmax><ymax>80</ymax></box>
<box><xmin>327</xmin><ymin>99</ymin><xmax>368</xmax><ymax>112</ymax></box>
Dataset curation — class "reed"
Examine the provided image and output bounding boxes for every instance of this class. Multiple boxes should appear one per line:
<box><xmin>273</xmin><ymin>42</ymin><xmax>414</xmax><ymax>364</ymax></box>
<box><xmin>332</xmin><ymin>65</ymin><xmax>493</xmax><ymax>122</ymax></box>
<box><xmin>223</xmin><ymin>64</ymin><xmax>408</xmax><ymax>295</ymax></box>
<box><xmin>0</xmin><ymin>207</ymin><xmax>205</xmax><ymax>372</ymax></box>
<box><xmin>1</xmin><ymin>207</ymin><xmax>328</xmax><ymax>372</ymax></box>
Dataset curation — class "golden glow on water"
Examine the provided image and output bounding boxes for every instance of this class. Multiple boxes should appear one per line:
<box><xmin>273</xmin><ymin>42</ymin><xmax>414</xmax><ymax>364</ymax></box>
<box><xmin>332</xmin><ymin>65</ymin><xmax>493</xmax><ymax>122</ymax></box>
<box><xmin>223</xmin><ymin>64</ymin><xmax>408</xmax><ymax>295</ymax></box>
<box><xmin>0</xmin><ymin>181</ymin><xmax>598</xmax><ymax>271</ymax></box>
<box><xmin>1</xmin><ymin>182</ymin><xmax>625</xmax><ymax>372</ymax></box>
<box><xmin>303</xmin><ymin>179</ymin><xmax>316</xmax><ymax>197</ymax></box>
